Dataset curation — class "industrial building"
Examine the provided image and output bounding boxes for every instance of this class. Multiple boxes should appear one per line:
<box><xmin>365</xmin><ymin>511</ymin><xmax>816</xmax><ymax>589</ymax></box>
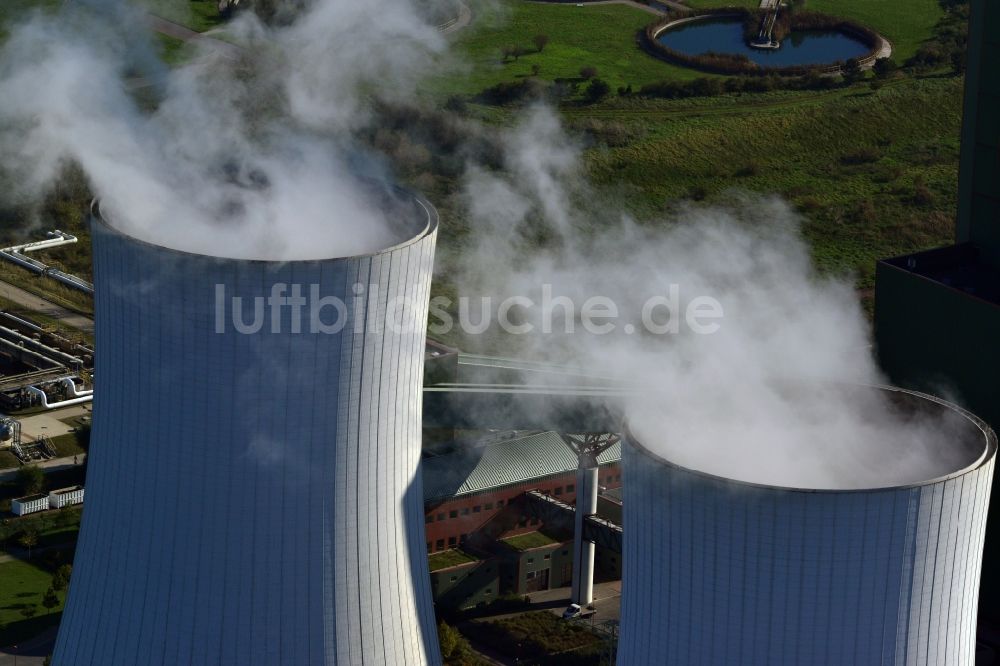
<box><xmin>421</xmin><ymin>430</ymin><xmax>622</xmax><ymax>609</ymax></box>
<box><xmin>874</xmin><ymin>0</ymin><xmax>1000</xmax><ymax>618</ymax></box>
<box><xmin>53</xmin><ymin>189</ymin><xmax>442</xmax><ymax>665</ymax></box>
<box><xmin>36</xmin><ymin>2</ymin><xmax>998</xmax><ymax>662</ymax></box>
<box><xmin>0</xmin><ymin>310</ymin><xmax>93</xmax><ymax>416</ymax></box>
<box><xmin>618</xmin><ymin>387</ymin><xmax>996</xmax><ymax>665</ymax></box>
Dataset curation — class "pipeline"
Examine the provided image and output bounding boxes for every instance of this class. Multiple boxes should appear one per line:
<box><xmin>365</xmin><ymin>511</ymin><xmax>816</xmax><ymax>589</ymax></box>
<box><xmin>0</xmin><ymin>231</ymin><xmax>95</xmax><ymax>295</ymax></box>
<box><xmin>0</xmin><ymin>324</ymin><xmax>84</xmax><ymax>368</ymax></box>
<box><xmin>61</xmin><ymin>377</ymin><xmax>93</xmax><ymax>397</ymax></box>
<box><xmin>27</xmin><ymin>385</ymin><xmax>93</xmax><ymax>410</ymax></box>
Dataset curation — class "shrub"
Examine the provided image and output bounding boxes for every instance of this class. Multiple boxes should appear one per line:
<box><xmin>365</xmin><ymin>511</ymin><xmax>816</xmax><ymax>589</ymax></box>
<box><xmin>444</xmin><ymin>95</ymin><xmax>467</xmax><ymax>114</ymax></box>
<box><xmin>872</xmin><ymin>57</ymin><xmax>897</xmax><ymax>79</ymax></box>
<box><xmin>840</xmin><ymin>147</ymin><xmax>881</xmax><ymax>165</ymax></box>
<box><xmin>843</xmin><ymin>58</ymin><xmax>863</xmax><ymax>83</ymax></box>
<box><xmin>579</xmin><ymin>66</ymin><xmax>598</xmax><ymax>80</ymax></box>
<box><xmin>16</xmin><ymin>465</ymin><xmax>45</xmax><ymax>496</ymax></box>
<box><xmin>533</xmin><ymin>34</ymin><xmax>550</xmax><ymax>52</ymax></box>
<box><xmin>477</xmin><ymin>79</ymin><xmax>547</xmax><ymax>105</ymax></box>
<box><xmin>584</xmin><ymin>78</ymin><xmax>611</xmax><ymax>103</ymax></box>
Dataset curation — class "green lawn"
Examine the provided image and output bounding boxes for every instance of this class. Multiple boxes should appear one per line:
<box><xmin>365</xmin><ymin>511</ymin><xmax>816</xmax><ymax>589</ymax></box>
<box><xmin>156</xmin><ymin>33</ymin><xmax>189</xmax><ymax>65</ymax></box>
<box><xmin>428</xmin><ymin>548</ymin><xmax>478</xmax><ymax>571</ymax></box>
<box><xmin>501</xmin><ymin>531</ymin><xmax>560</xmax><ymax>550</ymax></box>
<box><xmin>49</xmin><ymin>433</ymin><xmax>87</xmax><ymax>459</ymax></box>
<box><xmin>808</xmin><ymin>0</ymin><xmax>943</xmax><ymax>61</ymax></box>
<box><xmin>0</xmin><ymin>559</ymin><xmax>65</xmax><ymax>647</ymax></box>
<box><xmin>0</xmin><ymin>451</ymin><xmax>18</xmax><ymax>470</ymax></box>
<box><xmin>137</xmin><ymin>0</ymin><xmax>222</xmax><ymax>32</ymax></box>
<box><xmin>432</xmin><ymin>1</ymin><xmax>705</xmax><ymax>98</ymax></box>
<box><xmin>0</xmin><ymin>0</ymin><xmax>57</xmax><ymax>40</ymax></box>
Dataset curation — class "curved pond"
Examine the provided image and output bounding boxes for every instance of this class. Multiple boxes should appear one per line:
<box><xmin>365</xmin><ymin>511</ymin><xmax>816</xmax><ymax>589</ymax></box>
<box><xmin>657</xmin><ymin>18</ymin><xmax>870</xmax><ymax>67</ymax></box>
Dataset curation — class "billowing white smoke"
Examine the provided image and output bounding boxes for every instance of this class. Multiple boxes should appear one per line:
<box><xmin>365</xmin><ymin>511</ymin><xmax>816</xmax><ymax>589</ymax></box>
<box><xmin>457</xmin><ymin>106</ymin><xmax>974</xmax><ymax>489</ymax></box>
<box><xmin>0</xmin><ymin>0</ymin><xmax>444</xmax><ymax>259</ymax></box>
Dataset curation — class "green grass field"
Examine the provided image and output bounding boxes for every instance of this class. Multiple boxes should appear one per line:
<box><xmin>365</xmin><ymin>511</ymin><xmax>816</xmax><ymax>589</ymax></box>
<box><xmin>808</xmin><ymin>0</ymin><xmax>943</xmax><ymax>61</ymax></box>
<box><xmin>137</xmin><ymin>0</ymin><xmax>222</xmax><ymax>32</ymax></box>
<box><xmin>434</xmin><ymin>1</ymin><xmax>705</xmax><ymax>98</ymax></box>
<box><xmin>0</xmin><ymin>0</ymin><xmax>57</xmax><ymax>37</ymax></box>
<box><xmin>574</xmin><ymin>75</ymin><xmax>962</xmax><ymax>285</ymax></box>
<box><xmin>0</xmin><ymin>559</ymin><xmax>65</xmax><ymax>647</ymax></box>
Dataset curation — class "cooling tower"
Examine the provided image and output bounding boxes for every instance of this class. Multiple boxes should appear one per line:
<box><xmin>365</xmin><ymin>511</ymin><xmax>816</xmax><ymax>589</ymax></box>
<box><xmin>53</xmin><ymin>190</ymin><xmax>441</xmax><ymax>665</ymax></box>
<box><xmin>619</xmin><ymin>386</ymin><xmax>996</xmax><ymax>666</ymax></box>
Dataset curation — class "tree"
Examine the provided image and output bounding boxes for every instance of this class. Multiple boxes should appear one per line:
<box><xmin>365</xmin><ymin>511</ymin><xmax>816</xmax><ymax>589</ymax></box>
<box><xmin>531</xmin><ymin>63</ymin><xmax>541</xmax><ymax>77</ymax></box>
<box><xmin>585</xmin><ymin>78</ymin><xmax>611</xmax><ymax>103</ymax></box>
<box><xmin>842</xmin><ymin>58</ymin><xmax>863</xmax><ymax>83</ymax></box>
<box><xmin>438</xmin><ymin>621</ymin><xmax>461</xmax><ymax>660</ymax></box>
<box><xmin>579</xmin><ymin>66</ymin><xmax>598</xmax><ymax>80</ymax></box>
<box><xmin>42</xmin><ymin>588</ymin><xmax>60</xmax><ymax>615</ymax></box>
<box><xmin>872</xmin><ymin>57</ymin><xmax>897</xmax><ymax>79</ymax></box>
<box><xmin>18</xmin><ymin>529</ymin><xmax>38</xmax><ymax>559</ymax></box>
<box><xmin>951</xmin><ymin>49</ymin><xmax>967</xmax><ymax>74</ymax></box>
<box><xmin>52</xmin><ymin>564</ymin><xmax>73</xmax><ymax>592</ymax></box>
<box><xmin>16</xmin><ymin>464</ymin><xmax>44</xmax><ymax>496</ymax></box>
<box><xmin>533</xmin><ymin>34</ymin><xmax>550</xmax><ymax>52</ymax></box>
<box><xmin>20</xmin><ymin>605</ymin><xmax>37</xmax><ymax>620</ymax></box>
<box><xmin>438</xmin><ymin>621</ymin><xmax>476</xmax><ymax>664</ymax></box>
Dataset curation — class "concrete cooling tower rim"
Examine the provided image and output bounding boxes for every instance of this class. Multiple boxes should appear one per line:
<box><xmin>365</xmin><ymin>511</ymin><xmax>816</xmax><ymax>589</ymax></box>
<box><xmin>89</xmin><ymin>185</ymin><xmax>438</xmax><ymax>262</ymax></box>
<box><xmin>625</xmin><ymin>384</ymin><xmax>997</xmax><ymax>494</ymax></box>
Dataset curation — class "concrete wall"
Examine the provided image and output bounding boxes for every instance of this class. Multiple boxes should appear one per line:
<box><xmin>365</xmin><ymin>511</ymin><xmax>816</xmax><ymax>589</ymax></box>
<box><xmin>619</xmin><ymin>421</ymin><xmax>996</xmax><ymax>666</ymax></box>
<box><xmin>430</xmin><ymin>560</ymin><xmax>500</xmax><ymax>611</ymax></box>
<box><xmin>54</xmin><ymin>200</ymin><xmax>441</xmax><ymax>665</ymax></box>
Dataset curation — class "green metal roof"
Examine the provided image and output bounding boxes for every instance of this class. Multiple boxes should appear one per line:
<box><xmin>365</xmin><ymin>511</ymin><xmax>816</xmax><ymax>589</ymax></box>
<box><xmin>422</xmin><ymin>431</ymin><xmax>620</xmax><ymax>501</ymax></box>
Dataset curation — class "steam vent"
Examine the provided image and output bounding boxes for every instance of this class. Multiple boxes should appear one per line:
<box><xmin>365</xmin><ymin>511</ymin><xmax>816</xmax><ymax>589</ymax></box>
<box><xmin>52</xmin><ymin>190</ymin><xmax>441</xmax><ymax>665</ymax></box>
<box><xmin>619</xmin><ymin>387</ymin><xmax>996</xmax><ymax>666</ymax></box>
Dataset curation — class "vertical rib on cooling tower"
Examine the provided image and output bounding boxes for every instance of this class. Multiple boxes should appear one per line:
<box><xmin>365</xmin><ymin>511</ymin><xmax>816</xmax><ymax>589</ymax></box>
<box><xmin>53</xmin><ymin>199</ymin><xmax>441</xmax><ymax>665</ymax></box>
<box><xmin>619</xmin><ymin>389</ymin><xmax>996</xmax><ymax>666</ymax></box>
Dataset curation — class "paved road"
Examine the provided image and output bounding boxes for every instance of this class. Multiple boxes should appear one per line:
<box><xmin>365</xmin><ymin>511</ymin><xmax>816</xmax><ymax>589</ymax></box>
<box><xmin>0</xmin><ymin>626</ymin><xmax>58</xmax><ymax>666</ymax></box>
<box><xmin>0</xmin><ymin>453</ymin><xmax>87</xmax><ymax>482</ymax></box>
<box><xmin>146</xmin><ymin>15</ymin><xmax>242</xmax><ymax>58</ymax></box>
<box><xmin>0</xmin><ymin>281</ymin><xmax>93</xmax><ymax>334</ymax></box>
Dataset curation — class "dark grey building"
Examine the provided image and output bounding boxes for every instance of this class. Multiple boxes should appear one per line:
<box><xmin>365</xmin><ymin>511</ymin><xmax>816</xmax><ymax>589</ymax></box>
<box><xmin>873</xmin><ymin>0</ymin><xmax>1000</xmax><ymax>614</ymax></box>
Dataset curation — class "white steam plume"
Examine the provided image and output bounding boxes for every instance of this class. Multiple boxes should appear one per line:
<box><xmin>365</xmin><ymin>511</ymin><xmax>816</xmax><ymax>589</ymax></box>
<box><xmin>456</xmin><ymin>106</ymin><xmax>977</xmax><ymax>490</ymax></box>
<box><xmin>0</xmin><ymin>0</ymin><xmax>445</xmax><ymax>260</ymax></box>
